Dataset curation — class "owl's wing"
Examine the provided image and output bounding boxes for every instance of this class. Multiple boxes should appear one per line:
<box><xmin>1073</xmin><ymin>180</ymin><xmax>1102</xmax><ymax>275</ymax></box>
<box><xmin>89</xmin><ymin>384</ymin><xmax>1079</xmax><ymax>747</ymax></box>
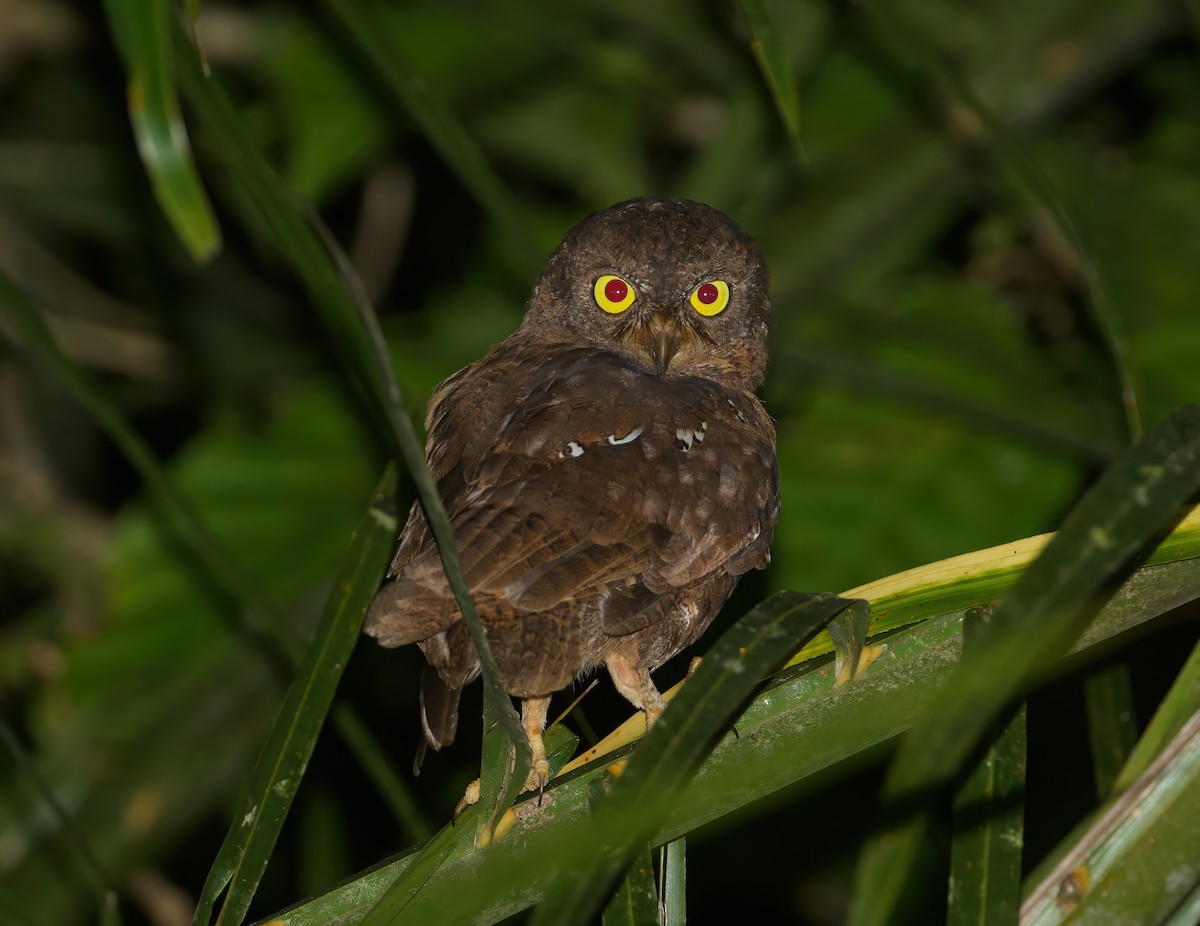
<box><xmin>365</xmin><ymin>354</ymin><xmax>778</xmax><ymax>647</ymax></box>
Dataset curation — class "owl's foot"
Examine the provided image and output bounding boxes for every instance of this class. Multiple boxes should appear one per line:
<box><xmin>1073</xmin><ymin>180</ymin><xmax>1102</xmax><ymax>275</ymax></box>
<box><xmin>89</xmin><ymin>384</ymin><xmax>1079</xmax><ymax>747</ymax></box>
<box><xmin>521</xmin><ymin>695</ymin><xmax>552</xmax><ymax>799</ymax></box>
<box><xmin>452</xmin><ymin>695</ymin><xmax>552</xmax><ymax>823</ymax></box>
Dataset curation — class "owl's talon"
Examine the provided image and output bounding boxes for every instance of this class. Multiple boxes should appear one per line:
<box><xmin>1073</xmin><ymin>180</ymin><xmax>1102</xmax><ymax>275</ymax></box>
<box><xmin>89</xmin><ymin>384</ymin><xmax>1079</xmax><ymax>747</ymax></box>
<box><xmin>524</xmin><ymin>754</ymin><xmax>550</xmax><ymax>798</ymax></box>
<box><xmin>453</xmin><ymin>778</ymin><xmax>481</xmax><ymax>823</ymax></box>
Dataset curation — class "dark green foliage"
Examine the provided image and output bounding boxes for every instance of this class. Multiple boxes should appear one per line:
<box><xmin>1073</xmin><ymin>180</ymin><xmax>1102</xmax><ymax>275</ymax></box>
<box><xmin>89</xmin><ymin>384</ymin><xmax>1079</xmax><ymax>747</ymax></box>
<box><xmin>2</xmin><ymin>2</ymin><xmax>1200</xmax><ymax>925</ymax></box>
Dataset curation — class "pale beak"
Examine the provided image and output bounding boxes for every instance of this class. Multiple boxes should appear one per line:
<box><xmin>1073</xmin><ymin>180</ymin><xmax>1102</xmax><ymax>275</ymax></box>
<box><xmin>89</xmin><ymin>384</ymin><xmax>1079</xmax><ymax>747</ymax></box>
<box><xmin>645</xmin><ymin>314</ymin><xmax>680</xmax><ymax>375</ymax></box>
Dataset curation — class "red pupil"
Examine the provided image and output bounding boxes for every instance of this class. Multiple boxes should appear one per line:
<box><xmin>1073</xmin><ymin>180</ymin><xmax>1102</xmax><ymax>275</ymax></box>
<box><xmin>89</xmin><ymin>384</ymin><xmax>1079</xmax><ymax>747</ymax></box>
<box><xmin>696</xmin><ymin>283</ymin><xmax>719</xmax><ymax>304</ymax></box>
<box><xmin>604</xmin><ymin>279</ymin><xmax>627</xmax><ymax>303</ymax></box>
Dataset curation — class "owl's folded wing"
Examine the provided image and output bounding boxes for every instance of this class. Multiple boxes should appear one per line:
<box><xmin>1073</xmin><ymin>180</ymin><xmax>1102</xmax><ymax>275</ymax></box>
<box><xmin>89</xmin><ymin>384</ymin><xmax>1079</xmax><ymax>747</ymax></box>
<box><xmin>364</xmin><ymin>368</ymin><xmax>777</xmax><ymax>648</ymax></box>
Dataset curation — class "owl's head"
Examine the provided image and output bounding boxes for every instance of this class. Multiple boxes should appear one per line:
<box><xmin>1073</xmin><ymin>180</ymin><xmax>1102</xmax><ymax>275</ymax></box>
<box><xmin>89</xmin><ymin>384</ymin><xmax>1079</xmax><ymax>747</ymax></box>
<box><xmin>523</xmin><ymin>198</ymin><xmax>771</xmax><ymax>390</ymax></box>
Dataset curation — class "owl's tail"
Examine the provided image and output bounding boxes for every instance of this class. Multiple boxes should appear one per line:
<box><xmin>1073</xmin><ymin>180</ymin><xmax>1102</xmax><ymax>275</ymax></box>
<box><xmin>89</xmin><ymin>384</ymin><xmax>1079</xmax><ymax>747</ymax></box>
<box><xmin>414</xmin><ymin>665</ymin><xmax>461</xmax><ymax>775</ymax></box>
<box><xmin>363</xmin><ymin>578</ymin><xmax>459</xmax><ymax>648</ymax></box>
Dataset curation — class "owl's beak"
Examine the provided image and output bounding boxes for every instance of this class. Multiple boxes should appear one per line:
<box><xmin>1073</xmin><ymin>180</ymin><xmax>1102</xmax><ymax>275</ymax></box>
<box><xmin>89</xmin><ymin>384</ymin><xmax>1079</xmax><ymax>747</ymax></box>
<box><xmin>644</xmin><ymin>314</ymin><xmax>681</xmax><ymax>375</ymax></box>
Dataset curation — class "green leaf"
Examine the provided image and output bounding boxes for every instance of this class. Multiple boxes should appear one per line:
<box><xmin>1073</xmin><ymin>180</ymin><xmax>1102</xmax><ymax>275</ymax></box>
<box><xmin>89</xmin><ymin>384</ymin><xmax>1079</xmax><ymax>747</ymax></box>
<box><xmin>318</xmin><ymin>0</ymin><xmax>542</xmax><ymax>277</ymax></box>
<box><xmin>531</xmin><ymin>592</ymin><xmax>863</xmax><ymax>926</ymax></box>
<box><xmin>172</xmin><ymin>27</ymin><xmax>529</xmax><ymax>779</ymax></box>
<box><xmin>948</xmin><ymin>678</ymin><xmax>1025</xmax><ymax>924</ymax></box>
<box><xmin>854</xmin><ymin>0</ymin><xmax>1142</xmax><ymax>440</ymax></box>
<box><xmin>358</xmin><ymin>808</ymin><xmax>480</xmax><ymax>926</ymax></box>
<box><xmin>101</xmin><ymin>0</ymin><xmax>221</xmax><ymax>261</ymax></box>
<box><xmin>0</xmin><ymin>892</ymin><xmax>41</xmax><ymax>926</ymax></box>
<box><xmin>100</xmin><ymin>892</ymin><xmax>123</xmax><ymax>926</ymax></box>
<box><xmin>603</xmin><ymin>845</ymin><xmax>662</xmax><ymax>926</ymax></box>
<box><xmin>192</xmin><ymin>468</ymin><xmax>397</xmax><ymax>926</ymax></box>
<box><xmin>1083</xmin><ymin>663</ymin><xmax>1138</xmax><ymax>799</ymax></box>
<box><xmin>849</xmin><ymin>405</ymin><xmax>1200</xmax><ymax>925</ymax></box>
<box><xmin>740</xmin><ymin>0</ymin><xmax>808</xmax><ymax>163</ymax></box>
<box><xmin>256</xmin><ymin>554</ymin><xmax>1200</xmax><ymax>926</ymax></box>
<box><xmin>0</xmin><ymin>716</ymin><xmax>114</xmax><ymax>899</ymax></box>
<box><xmin>1115</xmin><ymin>636</ymin><xmax>1200</xmax><ymax>794</ymax></box>
<box><xmin>0</xmin><ymin>271</ymin><xmax>432</xmax><ymax>925</ymax></box>
<box><xmin>1021</xmin><ymin>711</ymin><xmax>1200</xmax><ymax>925</ymax></box>
<box><xmin>661</xmin><ymin>839</ymin><xmax>686</xmax><ymax>926</ymax></box>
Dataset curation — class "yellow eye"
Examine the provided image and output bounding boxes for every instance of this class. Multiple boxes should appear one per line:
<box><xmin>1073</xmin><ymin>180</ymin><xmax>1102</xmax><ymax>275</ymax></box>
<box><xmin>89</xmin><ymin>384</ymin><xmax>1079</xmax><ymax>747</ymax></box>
<box><xmin>689</xmin><ymin>280</ymin><xmax>730</xmax><ymax>317</ymax></box>
<box><xmin>594</xmin><ymin>275</ymin><xmax>636</xmax><ymax>314</ymax></box>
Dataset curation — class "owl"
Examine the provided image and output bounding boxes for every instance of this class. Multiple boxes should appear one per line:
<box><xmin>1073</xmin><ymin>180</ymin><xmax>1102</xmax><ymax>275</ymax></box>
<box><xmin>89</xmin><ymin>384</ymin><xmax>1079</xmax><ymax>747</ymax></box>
<box><xmin>365</xmin><ymin>197</ymin><xmax>779</xmax><ymax>793</ymax></box>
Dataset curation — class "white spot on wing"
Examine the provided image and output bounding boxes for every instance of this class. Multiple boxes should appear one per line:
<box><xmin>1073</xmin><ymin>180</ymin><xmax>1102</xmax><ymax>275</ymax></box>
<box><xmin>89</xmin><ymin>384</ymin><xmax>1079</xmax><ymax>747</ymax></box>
<box><xmin>607</xmin><ymin>426</ymin><xmax>643</xmax><ymax>445</ymax></box>
<box><xmin>568</xmin><ymin>441</ymin><xmax>585</xmax><ymax>457</ymax></box>
<box><xmin>676</xmin><ymin>428</ymin><xmax>694</xmax><ymax>451</ymax></box>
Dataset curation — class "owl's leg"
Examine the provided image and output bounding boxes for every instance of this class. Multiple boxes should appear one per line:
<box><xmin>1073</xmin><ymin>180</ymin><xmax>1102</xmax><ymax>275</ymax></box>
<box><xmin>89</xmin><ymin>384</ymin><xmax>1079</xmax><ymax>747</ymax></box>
<box><xmin>606</xmin><ymin>647</ymin><xmax>667</xmax><ymax>727</ymax></box>
<box><xmin>521</xmin><ymin>695</ymin><xmax>552</xmax><ymax>794</ymax></box>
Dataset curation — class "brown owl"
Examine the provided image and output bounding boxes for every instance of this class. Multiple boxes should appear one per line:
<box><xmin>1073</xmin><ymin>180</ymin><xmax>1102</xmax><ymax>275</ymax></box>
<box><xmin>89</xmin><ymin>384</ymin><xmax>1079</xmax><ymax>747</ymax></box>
<box><xmin>365</xmin><ymin>197</ymin><xmax>779</xmax><ymax>793</ymax></box>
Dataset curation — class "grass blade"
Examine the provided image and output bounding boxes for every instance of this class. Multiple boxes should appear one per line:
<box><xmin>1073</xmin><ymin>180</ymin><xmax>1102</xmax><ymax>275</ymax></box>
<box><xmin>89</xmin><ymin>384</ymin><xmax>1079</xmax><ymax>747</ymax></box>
<box><xmin>661</xmin><ymin>839</ymin><xmax>686</xmax><ymax>926</ymax></box>
<box><xmin>947</xmin><ymin>696</ymin><xmax>1025</xmax><ymax>925</ymax></box>
<box><xmin>740</xmin><ymin>0</ymin><xmax>808</xmax><ymax>163</ymax></box>
<box><xmin>947</xmin><ymin>607</ymin><xmax>1026</xmax><ymax>926</ymax></box>
<box><xmin>171</xmin><ymin>27</ymin><xmax>529</xmax><ymax>778</ymax></box>
<box><xmin>849</xmin><ymin>405</ymin><xmax>1200</xmax><ymax>925</ymax></box>
<box><xmin>191</xmin><ymin>468</ymin><xmax>398</xmax><ymax>926</ymax></box>
<box><xmin>531</xmin><ymin>592</ymin><xmax>863</xmax><ymax>926</ymax></box>
<box><xmin>101</xmin><ymin>0</ymin><xmax>221</xmax><ymax>261</ymax></box>
<box><xmin>603</xmin><ymin>845</ymin><xmax>662</xmax><ymax>926</ymax></box>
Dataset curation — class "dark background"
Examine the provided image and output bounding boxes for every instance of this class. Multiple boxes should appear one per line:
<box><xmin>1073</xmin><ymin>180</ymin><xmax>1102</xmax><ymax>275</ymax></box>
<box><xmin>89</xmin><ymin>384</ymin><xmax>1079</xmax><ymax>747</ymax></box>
<box><xmin>2</xmin><ymin>1</ymin><xmax>1199</xmax><ymax>923</ymax></box>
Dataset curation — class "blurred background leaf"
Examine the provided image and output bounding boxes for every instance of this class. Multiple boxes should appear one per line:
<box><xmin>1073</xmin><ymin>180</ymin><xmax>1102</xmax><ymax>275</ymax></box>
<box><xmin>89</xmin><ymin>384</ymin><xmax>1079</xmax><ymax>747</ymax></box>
<box><xmin>1</xmin><ymin>0</ymin><xmax>1198</xmax><ymax>924</ymax></box>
